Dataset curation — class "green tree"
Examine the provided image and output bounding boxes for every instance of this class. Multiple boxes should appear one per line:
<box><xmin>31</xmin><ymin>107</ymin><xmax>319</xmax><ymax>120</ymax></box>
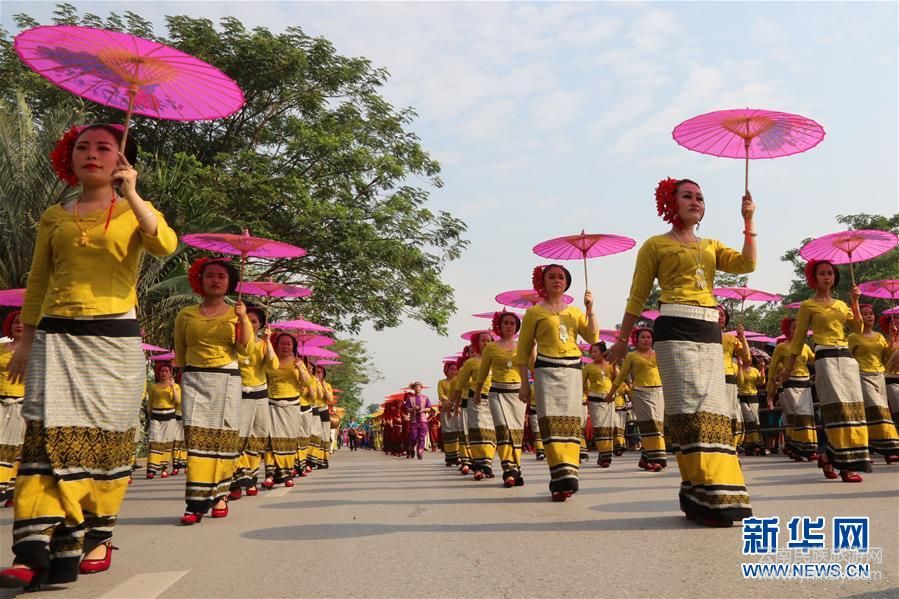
<box><xmin>1</xmin><ymin>4</ymin><xmax>468</xmax><ymax>337</ymax></box>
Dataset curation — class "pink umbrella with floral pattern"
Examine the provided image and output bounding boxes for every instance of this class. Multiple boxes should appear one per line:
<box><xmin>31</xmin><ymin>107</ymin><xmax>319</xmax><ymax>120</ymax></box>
<box><xmin>532</xmin><ymin>230</ymin><xmax>635</xmax><ymax>287</ymax></box>
<box><xmin>14</xmin><ymin>24</ymin><xmax>245</xmax><ymax>151</ymax></box>
<box><xmin>673</xmin><ymin>108</ymin><xmax>825</xmax><ymax>194</ymax></box>
<box><xmin>799</xmin><ymin>229</ymin><xmax>899</xmax><ymax>285</ymax></box>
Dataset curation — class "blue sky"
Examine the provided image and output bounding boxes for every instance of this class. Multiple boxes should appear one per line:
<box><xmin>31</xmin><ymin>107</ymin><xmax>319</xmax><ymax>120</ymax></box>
<box><xmin>5</xmin><ymin>2</ymin><xmax>897</xmax><ymax>409</ymax></box>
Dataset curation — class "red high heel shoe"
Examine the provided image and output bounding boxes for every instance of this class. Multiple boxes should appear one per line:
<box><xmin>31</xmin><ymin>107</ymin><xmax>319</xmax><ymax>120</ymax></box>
<box><xmin>2</xmin><ymin>499</ymin><xmax>13</xmax><ymax>508</ymax></box>
<box><xmin>0</xmin><ymin>566</ymin><xmax>39</xmax><ymax>589</ymax></box>
<box><xmin>172</xmin><ymin>469</ymin><xmax>180</xmax><ymax>475</ymax></box>
<box><xmin>211</xmin><ymin>503</ymin><xmax>229</xmax><ymax>518</ymax></box>
<box><xmin>261</xmin><ymin>478</ymin><xmax>275</xmax><ymax>490</ymax></box>
<box><xmin>885</xmin><ymin>455</ymin><xmax>899</xmax><ymax>464</ymax></box>
<box><xmin>460</xmin><ymin>465</ymin><xmax>470</xmax><ymax>475</ymax></box>
<box><xmin>839</xmin><ymin>470</ymin><xmax>863</xmax><ymax>483</ymax></box>
<box><xmin>598</xmin><ymin>460</ymin><xmax>611</xmax><ymax>468</ymax></box>
<box><xmin>503</xmin><ymin>476</ymin><xmax>516</xmax><ymax>488</ymax></box>
<box><xmin>551</xmin><ymin>492</ymin><xmax>567</xmax><ymax>502</ymax></box>
<box><xmin>228</xmin><ymin>489</ymin><xmax>242</xmax><ymax>501</ymax></box>
<box><xmin>79</xmin><ymin>542</ymin><xmax>113</xmax><ymax>574</ymax></box>
<box><xmin>180</xmin><ymin>512</ymin><xmax>202</xmax><ymax>525</ymax></box>
<box><xmin>160</xmin><ymin>471</ymin><xmax>169</xmax><ymax>479</ymax></box>
<box><xmin>651</xmin><ymin>463</ymin><xmax>664</xmax><ymax>472</ymax></box>
<box><xmin>146</xmin><ymin>472</ymin><xmax>155</xmax><ymax>479</ymax></box>
<box><xmin>473</xmin><ymin>471</ymin><xmax>485</xmax><ymax>481</ymax></box>
<box><xmin>817</xmin><ymin>455</ymin><xmax>839</xmax><ymax>479</ymax></box>
<box><xmin>284</xmin><ymin>479</ymin><xmax>295</xmax><ymax>488</ymax></box>
<box><xmin>245</xmin><ymin>486</ymin><xmax>258</xmax><ymax>497</ymax></box>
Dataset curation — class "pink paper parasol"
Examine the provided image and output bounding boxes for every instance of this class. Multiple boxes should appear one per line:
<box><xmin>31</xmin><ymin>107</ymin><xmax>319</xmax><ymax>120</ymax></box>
<box><xmin>532</xmin><ymin>230</ymin><xmax>636</xmax><ymax>286</ymax></box>
<box><xmin>316</xmin><ymin>359</ymin><xmax>343</xmax><ymax>366</ymax></box>
<box><xmin>301</xmin><ymin>335</ymin><xmax>335</xmax><ymax>348</ymax></box>
<box><xmin>269</xmin><ymin>318</ymin><xmax>332</xmax><ymax>334</ymax></box>
<box><xmin>183</xmin><ymin>230</ymin><xmax>306</xmax><ymax>301</ymax></box>
<box><xmin>784</xmin><ymin>301</ymin><xmax>802</xmax><ymax>309</ymax></box>
<box><xmin>747</xmin><ymin>335</ymin><xmax>778</xmax><ymax>344</ymax></box>
<box><xmin>495</xmin><ymin>289</ymin><xmax>573</xmax><ymax>310</ymax></box>
<box><xmin>141</xmin><ymin>342</ymin><xmax>170</xmax><ymax>353</ymax></box>
<box><xmin>673</xmin><ymin>108</ymin><xmax>825</xmax><ymax>194</ymax></box>
<box><xmin>640</xmin><ymin>310</ymin><xmax>659</xmax><ymax>321</ymax></box>
<box><xmin>714</xmin><ymin>286</ymin><xmax>783</xmax><ymax>322</ymax></box>
<box><xmin>884</xmin><ymin>306</ymin><xmax>899</xmax><ymax>315</ymax></box>
<box><xmin>149</xmin><ymin>351</ymin><xmax>175</xmax><ymax>361</ymax></box>
<box><xmin>0</xmin><ymin>288</ymin><xmax>26</xmax><ymax>307</ymax></box>
<box><xmin>236</xmin><ymin>281</ymin><xmax>312</xmax><ymax>300</ymax></box>
<box><xmin>799</xmin><ymin>229</ymin><xmax>898</xmax><ymax>284</ymax></box>
<box><xmin>297</xmin><ymin>346</ymin><xmax>339</xmax><ymax>359</ymax></box>
<box><xmin>858</xmin><ymin>280</ymin><xmax>899</xmax><ymax>300</ymax></box>
<box><xmin>14</xmin><ymin>25</ymin><xmax>244</xmax><ymax>150</ymax></box>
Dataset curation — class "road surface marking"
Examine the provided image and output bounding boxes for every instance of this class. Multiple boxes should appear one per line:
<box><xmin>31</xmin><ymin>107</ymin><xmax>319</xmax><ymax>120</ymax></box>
<box><xmin>100</xmin><ymin>570</ymin><xmax>190</xmax><ymax>598</ymax></box>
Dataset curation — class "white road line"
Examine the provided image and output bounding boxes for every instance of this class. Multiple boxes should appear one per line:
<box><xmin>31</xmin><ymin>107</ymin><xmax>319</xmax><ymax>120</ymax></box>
<box><xmin>99</xmin><ymin>570</ymin><xmax>190</xmax><ymax>599</ymax></box>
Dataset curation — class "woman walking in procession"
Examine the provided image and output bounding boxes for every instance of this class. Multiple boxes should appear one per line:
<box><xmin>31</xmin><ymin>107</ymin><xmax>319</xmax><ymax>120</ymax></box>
<box><xmin>0</xmin><ymin>124</ymin><xmax>177</xmax><ymax>587</ymax></box>
<box><xmin>516</xmin><ymin>264</ymin><xmax>597</xmax><ymax>501</ymax></box>
<box><xmin>608</xmin><ymin>177</ymin><xmax>756</xmax><ymax>526</ymax></box>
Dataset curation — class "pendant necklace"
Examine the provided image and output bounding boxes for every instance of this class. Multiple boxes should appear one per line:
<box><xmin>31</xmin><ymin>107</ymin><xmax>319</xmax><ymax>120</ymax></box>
<box><xmin>671</xmin><ymin>230</ymin><xmax>706</xmax><ymax>289</ymax></box>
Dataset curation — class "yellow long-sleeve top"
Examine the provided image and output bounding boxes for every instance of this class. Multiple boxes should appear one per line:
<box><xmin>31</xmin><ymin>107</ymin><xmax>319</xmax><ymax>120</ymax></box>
<box><xmin>722</xmin><ymin>334</ymin><xmax>746</xmax><ymax>377</ymax></box>
<box><xmin>239</xmin><ymin>337</ymin><xmax>279</xmax><ymax>387</ymax></box>
<box><xmin>21</xmin><ymin>201</ymin><xmax>178</xmax><ymax>326</ymax></box>
<box><xmin>736</xmin><ymin>367</ymin><xmax>764</xmax><ymax>395</ymax></box>
<box><xmin>438</xmin><ymin>378</ymin><xmax>453</xmax><ymax>407</ymax></box>
<box><xmin>0</xmin><ymin>343</ymin><xmax>25</xmax><ymax>397</ymax></box>
<box><xmin>790</xmin><ymin>299</ymin><xmax>860</xmax><ymax>354</ymax></box>
<box><xmin>515</xmin><ymin>304</ymin><xmax>597</xmax><ymax>366</ymax></box>
<box><xmin>267</xmin><ymin>362</ymin><xmax>305</xmax><ymax>399</ymax></box>
<box><xmin>149</xmin><ymin>382</ymin><xmax>180</xmax><ymax>410</ymax></box>
<box><xmin>478</xmin><ymin>342</ymin><xmax>521</xmax><ymax>385</ymax></box>
<box><xmin>307</xmin><ymin>377</ymin><xmax>325</xmax><ymax>407</ymax></box>
<box><xmin>848</xmin><ymin>332</ymin><xmax>892</xmax><ymax>373</ymax></box>
<box><xmin>453</xmin><ymin>357</ymin><xmax>490</xmax><ymax>396</ymax></box>
<box><xmin>320</xmin><ymin>380</ymin><xmax>333</xmax><ymax>406</ymax></box>
<box><xmin>583</xmin><ymin>362</ymin><xmax>614</xmax><ymax>396</ymax></box>
<box><xmin>612</xmin><ymin>350</ymin><xmax>662</xmax><ymax>388</ymax></box>
<box><xmin>174</xmin><ymin>305</ymin><xmax>254</xmax><ymax>368</ymax></box>
<box><xmin>770</xmin><ymin>342</ymin><xmax>813</xmax><ymax>378</ymax></box>
<box><xmin>614</xmin><ymin>385</ymin><xmax>629</xmax><ymax>409</ymax></box>
<box><xmin>624</xmin><ymin>235</ymin><xmax>756</xmax><ymax>317</ymax></box>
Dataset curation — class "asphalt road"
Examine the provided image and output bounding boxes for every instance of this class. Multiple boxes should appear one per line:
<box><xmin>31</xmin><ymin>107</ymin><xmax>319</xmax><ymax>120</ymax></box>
<box><xmin>1</xmin><ymin>449</ymin><xmax>896</xmax><ymax>598</ymax></box>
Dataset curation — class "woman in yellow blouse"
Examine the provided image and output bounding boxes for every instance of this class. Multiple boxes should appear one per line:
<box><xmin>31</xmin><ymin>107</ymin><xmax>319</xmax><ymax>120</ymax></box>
<box><xmin>0</xmin><ymin>125</ymin><xmax>177</xmax><ymax>589</ymax></box>
<box><xmin>230</xmin><ymin>306</ymin><xmax>276</xmax><ymax>499</ymax></box>
<box><xmin>607</xmin><ymin>328</ymin><xmax>667</xmax><ymax>471</ymax></box>
<box><xmin>608</xmin><ymin>178</ymin><xmax>756</xmax><ymax>526</ymax></box>
<box><xmin>719</xmin><ymin>307</ymin><xmax>751</xmax><ymax>448</ymax></box>
<box><xmin>516</xmin><ymin>264</ymin><xmax>597</xmax><ymax>501</ymax></box>
<box><xmin>613</xmin><ymin>384</ymin><xmax>630</xmax><ymax>455</ymax></box>
<box><xmin>583</xmin><ymin>342</ymin><xmax>615</xmax><ymax>467</ymax></box>
<box><xmin>451</xmin><ymin>332</ymin><xmax>494</xmax><ymax>479</ymax></box>
<box><xmin>0</xmin><ymin>312</ymin><xmax>26</xmax><ymax>508</ymax></box>
<box><xmin>262</xmin><ymin>333</ymin><xmax>308</xmax><ymax>488</ymax></box>
<box><xmin>146</xmin><ymin>363</ymin><xmax>181</xmax><ymax>478</ymax></box>
<box><xmin>477</xmin><ymin>312</ymin><xmax>527</xmax><ymax>487</ymax></box>
<box><xmin>315</xmin><ymin>365</ymin><xmax>334</xmax><ymax>469</ymax></box>
<box><xmin>438</xmin><ymin>361</ymin><xmax>460</xmax><ymax>466</ymax></box>
<box><xmin>175</xmin><ymin>258</ymin><xmax>254</xmax><ymax>524</ymax></box>
<box><xmin>848</xmin><ymin>305</ymin><xmax>899</xmax><ymax>463</ymax></box>
<box><xmin>882</xmin><ymin>315</ymin><xmax>899</xmax><ymax>428</ymax></box>
<box><xmin>736</xmin><ymin>357</ymin><xmax>765</xmax><ymax>456</ymax></box>
<box><xmin>767</xmin><ymin>317</ymin><xmax>817</xmax><ymax>461</ymax></box>
<box><xmin>780</xmin><ymin>260</ymin><xmax>868</xmax><ymax>482</ymax></box>
<box><xmin>299</xmin><ymin>358</ymin><xmax>321</xmax><ymax>472</ymax></box>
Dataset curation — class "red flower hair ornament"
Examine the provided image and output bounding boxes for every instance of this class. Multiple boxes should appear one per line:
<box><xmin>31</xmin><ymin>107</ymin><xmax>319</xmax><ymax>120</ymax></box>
<box><xmin>50</xmin><ymin>124</ymin><xmax>128</xmax><ymax>187</ymax></box>
<box><xmin>2</xmin><ymin>311</ymin><xmax>21</xmax><ymax>338</ymax></box>
<box><xmin>655</xmin><ymin>177</ymin><xmax>682</xmax><ymax>226</ymax></box>
<box><xmin>187</xmin><ymin>257</ymin><xmax>238</xmax><ymax>296</ymax></box>
<box><xmin>532</xmin><ymin>264</ymin><xmax>572</xmax><ymax>299</ymax></box>
<box><xmin>779</xmin><ymin>317</ymin><xmax>795</xmax><ymax>339</ymax></box>
<box><xmin>491</xmin><ymin>311</ymin><xmax>521</xmax><ymax>336</ymax></box>
<box><xmin>630</xmin><ymin>326</ymin><xmax>653</xmax><ymax>347</ymax></box>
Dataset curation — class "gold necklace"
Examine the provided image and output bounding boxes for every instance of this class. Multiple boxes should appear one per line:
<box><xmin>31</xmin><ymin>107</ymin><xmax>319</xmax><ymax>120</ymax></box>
<box><xmin>199</xmin><ymin>302</ymin><xmax>228</xmax><ymax>319</ymax></box>
<box><xmin>73</xmin><ymin>200</ymin><xmax>110</xmax><ymax>247</ymax></box>
<box><xmin>671</xmin><ymin>230</ymin><xmax>706</xmax><ymax>289</ymax></box>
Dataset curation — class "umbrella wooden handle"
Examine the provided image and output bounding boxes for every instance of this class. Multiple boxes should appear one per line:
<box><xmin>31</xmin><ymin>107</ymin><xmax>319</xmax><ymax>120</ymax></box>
<box><xmin>120</xmin><ymin>86</ymin><xmax>137</xmax><ymax>153</ymax></box>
